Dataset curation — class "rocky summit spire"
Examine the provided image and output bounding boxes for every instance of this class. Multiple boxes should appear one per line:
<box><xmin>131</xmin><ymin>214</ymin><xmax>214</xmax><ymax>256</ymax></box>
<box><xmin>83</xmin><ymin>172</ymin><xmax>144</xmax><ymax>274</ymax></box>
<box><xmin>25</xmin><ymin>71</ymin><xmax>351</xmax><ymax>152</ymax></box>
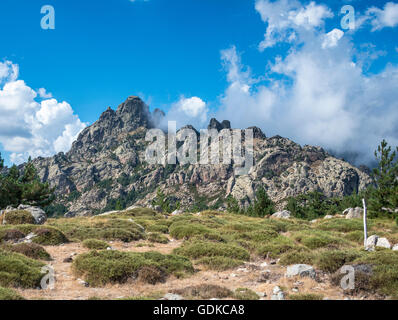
<box><xmin>116</xmin><ymin>96</ymin><xmax>151</xmax><ymax>130</ymax></box>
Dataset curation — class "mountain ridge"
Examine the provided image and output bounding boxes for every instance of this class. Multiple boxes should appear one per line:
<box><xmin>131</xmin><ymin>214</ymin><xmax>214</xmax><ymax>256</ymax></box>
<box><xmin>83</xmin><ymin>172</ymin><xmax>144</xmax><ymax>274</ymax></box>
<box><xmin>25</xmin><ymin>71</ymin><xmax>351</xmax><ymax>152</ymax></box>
<box><xmin>28</xmin><ymin>95</ymin><xmax>372</xmax><ymax>217</ymax></box>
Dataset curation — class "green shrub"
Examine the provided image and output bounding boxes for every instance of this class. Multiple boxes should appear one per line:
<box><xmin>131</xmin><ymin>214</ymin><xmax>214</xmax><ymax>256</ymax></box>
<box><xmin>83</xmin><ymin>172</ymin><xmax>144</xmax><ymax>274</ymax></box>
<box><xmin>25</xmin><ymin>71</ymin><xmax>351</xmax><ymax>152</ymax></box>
<box><xmin>196</xmin><ymin>256</ymin><xmax>244</xmax><ymax>271</ymax></box>
<box><xmin>31</xmin><ymin>227</ymin><xmax>68</xmax><ymax>245</ymax></box>
<box><xmin>353</xmin><ymin>250</ymin><xmax>398</xmax><ymax>298</ymax></box>
<box><xmin>256</xmin><ymin>236</ymin><xmax>296</xmax><ymax>258</ymax></box>
<box><xmin>0</xmin><ymin>287</ymin><xmax>25</xmax><ymax>300</ymax></box>
<box><xmin>1</xmin><ymin>243</ymin><xmax>51</xmax><ymax>261</ymax></box>
<box><xmin>0</xmin><ymin>229</ymin><xmax>25</xmax><ymax>242</ymax></box>
<box><xmin>234</xmin><ymin>288</ymin><xmax>259</xmax><ymax>300</ymax></box>
<box><xmin>279</xmin><ymin>249</ymin><xmax>315</xmax><ymax>266</ymax></box>
<box><xmin>169</xmin><ymin>223</ymin><xmax>221</xmax><ymax>240</ymax></box>
<box><xmin>173</xmin><ymin>285</ymin><xmax>233</xmax><ymax>299</ymax></box>
<box><xmin>146</xmin><ymin>224</ymin><xmax>169</xmax><ymax>234</ymax></box>
<box><xmin>48</xmin><ymin>218</ymin><xmax>144</xmax><ymax>242</ymax></box>
<box><xmin>289</xmin><ymin>293</ymin><xmax>324</xmax><ymax>300</ymax></box>
<box><xmin>317</xmin><ymin>219</ymin><xmax>364</xmax><ymax>233</ymax></box>
<box><xmin>2</xmin><ymin>225</ymin><xmax>68</xmax><ymax>245</ymax></box>
<box><xmin>82</xmin><ymin>239</ymin><xmax>109</xmax><ymax>250</ymax></box>
<box><xmin>292</xmin><ymin>230</ymin><xmax>347</xmax><ymax>249</ymax></box>
<box><xmin>0</xmin><ymin>249</ymin><xmax>45</xmax><ymax>288</ymax></box>
<box><xmin>2</xmin><ymin>210</ymin><xmax>35</xmax><ymax>225</ymax></box>
<box><xmin>147</xmin><ymin>232</ymin><xmax>169</xmax><ymax>244</ymax></box>
<box><xmin>233</xmin><ymin>229</ymin><xmax>279</xmax><ymax>242</ymax></box>
<box><xmin>174</xmin><ymin>241</ymin><xmax>250</xmax><ymax>261</ymax></box>
<box><xmin>315</xmin><ymin>249</ymin><xmax>363</xmax><ymax>273</ymax></box>
<box><xmin>72</xmin><ymin>250</ymin><xmax>193</xmax><ymax>286</ymax></box>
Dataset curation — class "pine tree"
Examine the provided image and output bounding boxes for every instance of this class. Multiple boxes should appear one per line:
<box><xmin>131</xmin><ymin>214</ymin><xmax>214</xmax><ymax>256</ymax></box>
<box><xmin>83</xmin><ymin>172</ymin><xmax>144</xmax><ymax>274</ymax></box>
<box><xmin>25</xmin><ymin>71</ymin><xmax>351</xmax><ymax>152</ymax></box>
<box><xmin>0</xmin><ymin>156</ymin><xmax>55</xmax><ymax>209</ymax></box>
<box><xmin>20</xmin><ymin>158</ymin><xmax>55</xmax><ymax>207</ymax></box>
<box><xmin>369</xmin><ymin>140</ymin><xmax>398</xmax><ymax>217</ymax></box>
<box><xmin>247</xmin><ymin>187</ymin><xmax>275</xmax><ymax>217</ymax></box>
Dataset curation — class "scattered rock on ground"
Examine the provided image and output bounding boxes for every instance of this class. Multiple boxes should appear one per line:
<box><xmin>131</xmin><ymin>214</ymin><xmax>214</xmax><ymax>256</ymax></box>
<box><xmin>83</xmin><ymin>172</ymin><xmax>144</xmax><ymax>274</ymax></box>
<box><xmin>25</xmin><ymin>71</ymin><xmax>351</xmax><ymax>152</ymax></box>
<box><xmin>344</xmin><ymin>207</ymin><xmax>362</xmax><ymax>219</ymax></box>
<box><xmin>271</xmin><ymin>286</ymin><xmax>285</xmax><ymax>300</ymax></box>
<box><xmin>171</xmin><ymin>209</ymin><xmax>184</xmax><ymax>216</ymax></box>
<box><xmin>271</xmin><ymin>210</ymin><xmax>291</xmax><ymax>219</ymax></box>
<box><xmin>286</xmin><ymin>264</ymin><xmax>316</xmax><ymax>279</ymax></box>
<box><xmin>163</xmin><ymin>293</ymin><xmax>183</xmax><ymax>300</ymax></box>
<box><xmin>366</xmin><ymin>235</ymin><xmax>391</xmax><ymax>250</ymax></box>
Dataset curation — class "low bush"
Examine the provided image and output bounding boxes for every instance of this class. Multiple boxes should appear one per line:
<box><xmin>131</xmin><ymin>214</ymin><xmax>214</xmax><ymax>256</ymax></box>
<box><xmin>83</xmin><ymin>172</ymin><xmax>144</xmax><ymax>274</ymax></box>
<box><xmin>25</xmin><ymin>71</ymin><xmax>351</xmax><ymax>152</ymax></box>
<box><xmin>174</xmin><ymin>241</ymin><xmax>250</xmax><ymax>261</ymax></box>
<box><xmin>316</xmin><ymin>219</ymin><xmax>365</xmax><ymax>233</ymax></box>
<box><xmin>0</xmin><ymin>229</ymin><xmax>25</xmax><ymax>242</ymax></box>
<box><xmin>169</xmin><ymin>223</ymin><xmax>221</xmax><ymax>240</ymax></box>
<box><xmin>72</xmin><ymin>250</ymin><xmax>193</xmax><ymax>286</ymax></box>
<box><xmin>1</xmin><ymin>243</ymin><xmax>51</xmax><ymax>261</ymax></box>
<box><xmin>291</xmin><ymin>230</ymin><xmax>347</xmax><ymax>249</ymax></box>
<box><xmin>1</xmin><ymin>210</ymin><xmax>35</xmax><ymax>225</ymax></box>
<box><xmin>255</xmin><ymin>236</ymin><xmax>296</xmax><ymax>258</ymax></box>
<box><xmin>48</xmin><ymin>218</ymin><xmax>144</xmax><ymax>242</ymax></box>
<box><xmin>288</xmin><ymin>293</ymin><xmax>324</xmax><ymax>300</ymax></box>
<box><xmin>147</xmin><ymin>232</ymin><xmax>169</xmax><ymax>244</ymax></box>
<box><xmin>315</xmin><ymin>249</ymin><xmax>363</xmax><ymax>273</ymax></box>
<box><xmin>82</xmin><ymin>239</ymin><xmax>109</xmax><ymax>250</ymax></box>
<box><xmin>234</xmin><ymin>288</ymin><xmax>259</xmax><ymax>300</ymax></box>
<box><xmin>0</xmin><ymin>249</ymin><xmax>45</xmax><ymax>288</ymax></box>
<box><xmin>173</xmin><ymin>284</ymin><xmax>233</xmax><ymax>299</ymax></box>
<box><xmin>0</xmin><ymin>287</ymin><xmax>25</xmax><ymax>300</ymax></box>
<box><xmin>196</xmin><ymin>256</ymin><xmax>244</xmax><ymax>271</ymax></box>
<box><xmin>279</xmin><ymin>249</ymin><xmax>315</xmax><ymax>266</ymax></box>
<box><xmin>352</xmin><ymin>250</ymin><xmax>398</xmax><ymax>298</ymax></box>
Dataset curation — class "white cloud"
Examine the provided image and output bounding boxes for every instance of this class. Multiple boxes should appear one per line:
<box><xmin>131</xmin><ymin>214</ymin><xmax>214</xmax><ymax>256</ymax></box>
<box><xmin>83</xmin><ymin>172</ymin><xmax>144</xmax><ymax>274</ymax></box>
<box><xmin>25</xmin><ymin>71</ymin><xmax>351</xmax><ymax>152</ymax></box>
<box><xmin>366</xmin><ymin>2</ymin><xmax>398</xmax><ymax>31</ymax></box>
<box><xmin>0</xmin><ymin>61</ymin><xmax>86</xmax><ymax>164</ymax></box>
<box><xmin>37</xmin><ymin>87</ymin><xmax>52</xmax><ymax>99</ymax></box>
<box><xmin>210</xmin><ymin>0</ymin><xmax>398</xmax><ymax>165</ymax></box>
<box><xmin>322</xmin><ymin>28</ymin><xmax>344</xmax><ymax>49</ymax></box>
<box><xmin>255</xmin><ymin>0</ymin><xmax>333</xmax><ymax>50</ymax></box>
<box><xmin>161</xmin><ymin>96</ymin><xmax>208</xmax><ymax>130</ymax></box>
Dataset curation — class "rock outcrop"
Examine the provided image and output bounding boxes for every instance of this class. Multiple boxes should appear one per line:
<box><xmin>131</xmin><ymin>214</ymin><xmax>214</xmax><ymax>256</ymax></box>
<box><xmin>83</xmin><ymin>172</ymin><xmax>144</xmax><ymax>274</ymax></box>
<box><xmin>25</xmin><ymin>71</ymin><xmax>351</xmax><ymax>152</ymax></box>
<box><xmin>24</xmin><ymin>95</ymin><xmax>373</xmax><ymax>217</ymax></box>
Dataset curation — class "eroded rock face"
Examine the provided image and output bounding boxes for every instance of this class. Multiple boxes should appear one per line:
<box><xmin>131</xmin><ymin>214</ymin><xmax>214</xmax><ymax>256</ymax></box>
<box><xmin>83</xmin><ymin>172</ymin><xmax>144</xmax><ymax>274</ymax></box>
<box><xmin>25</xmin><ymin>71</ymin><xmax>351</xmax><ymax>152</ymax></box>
<box><xmin>26</xmin><ymin>95</ymin><xmax>373</xmax><ymax>216</ymax></box>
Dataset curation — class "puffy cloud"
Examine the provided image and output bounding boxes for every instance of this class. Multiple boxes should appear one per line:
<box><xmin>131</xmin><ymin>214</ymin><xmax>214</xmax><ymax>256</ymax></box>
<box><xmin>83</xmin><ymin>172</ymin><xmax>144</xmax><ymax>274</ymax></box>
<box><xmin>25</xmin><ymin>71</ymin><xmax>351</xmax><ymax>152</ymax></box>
<box><xmin>0</xmin><ymin>61</ymin><xmax>86</xmax><ymax>164</ymax></box>
<box><xmin>212</xmin><ymin>0</ymin><xmax>398</xmax><ymax>165</ymax></box>
<box><xmin>161</xmin><ymin>96</ymin><xmax>208</xmax><ymax>130</ymax></box>
<box><xmin>367</xmin><ymin>2</ymin><xmax>398</xmax><ymax>31</ymax></box>
<box><xmin>322</xmin><ymin>28</ymin><xmax>344</xmax><ymax>49</ymax></box>
<box><xmin>255</xmin><ymin>0</ymin><xmax>333</xmax><ymax>49</ymax></box>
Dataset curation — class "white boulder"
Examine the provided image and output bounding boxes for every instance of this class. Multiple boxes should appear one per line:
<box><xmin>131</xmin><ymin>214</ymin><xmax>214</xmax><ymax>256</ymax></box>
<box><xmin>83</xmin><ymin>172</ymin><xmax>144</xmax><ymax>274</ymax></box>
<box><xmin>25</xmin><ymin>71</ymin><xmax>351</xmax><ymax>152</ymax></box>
<box><xmin>286</xmin><ymin>264</ymin><xmax>316</xmax><ymax>279</ymax></box>
<box><xmin>271</xmin><ymin>210</ymin><xmax>291</xmax><ymax>219</ymax></box>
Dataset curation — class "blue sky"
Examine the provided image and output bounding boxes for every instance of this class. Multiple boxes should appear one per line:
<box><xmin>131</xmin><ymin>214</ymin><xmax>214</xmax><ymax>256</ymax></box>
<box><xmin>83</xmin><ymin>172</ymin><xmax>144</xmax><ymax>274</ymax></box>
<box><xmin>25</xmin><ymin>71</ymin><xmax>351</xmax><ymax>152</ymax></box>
<box><xmin>1</xmin><ymin>0</ymin><xmax>398</xmax><ymax>166</ymax></box>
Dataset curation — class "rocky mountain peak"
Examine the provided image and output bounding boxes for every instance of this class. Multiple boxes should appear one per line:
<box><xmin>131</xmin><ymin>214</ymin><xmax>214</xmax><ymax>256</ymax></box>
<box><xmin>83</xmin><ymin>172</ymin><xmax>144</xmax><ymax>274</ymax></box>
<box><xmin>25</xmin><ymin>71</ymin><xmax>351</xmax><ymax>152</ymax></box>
<box><xmin>115</xmin><ymin>96</ymin><xmax>151</xmax><ymax>130</ymax></box>
<box><xmin>208</xmin><ymin>118</ymin><xmax>231</xmax><ymax>131</ymax></box>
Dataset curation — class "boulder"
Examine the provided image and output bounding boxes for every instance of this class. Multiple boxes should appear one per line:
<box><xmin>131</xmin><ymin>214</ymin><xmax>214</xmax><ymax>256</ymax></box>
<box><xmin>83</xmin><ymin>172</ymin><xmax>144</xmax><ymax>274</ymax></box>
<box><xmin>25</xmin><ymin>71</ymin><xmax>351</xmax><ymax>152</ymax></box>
<box><xmin>376</xmin><ymin>237</ymin><xmax>391</xmax><ymax>249</ymax></box>
<box><xmin>344</xmin><ymin>207</ymin><xmax>362</xmax><ymax>219</ymax></box>
<box><xmin>171</xmin><ymin>209</ymin><xmax>184</xmax><ymax>216</ymax></box>
<box><xmin>271</xmin><ymin>210</ymin><xmax>291</xmax><ymax>219</ymax></box>
<box><xmin>365</xmin><ymin>235</ymin><xmax>391</xmax><ymax>250</ymax></box>
<box><xmin>271</xmin><ymin>286</ymin><xmax>285</xmax><ymax>300</ymax></box>
<box><xmin>365</xmin><ymin>235</ymin><xmax>379</xmax><ymax>250</ymax></box>
<box><xmin>1</xmin><ymin>205</ymin><xmax>47</xmax><ymax>225</ymax></box>
<box><xmin>286</xmin><ymin>264</ymin><xmax>316</xmax><ymax>279</ymax></box>
<box><xmin>324</xmin><ymin>215</ymin><xmax>333</xmax><ymax>219</ymax></box>
<box><xmin>392</xmin><ymin>244</ymin><xmax>398</xmax><ymax>251</ymax></box>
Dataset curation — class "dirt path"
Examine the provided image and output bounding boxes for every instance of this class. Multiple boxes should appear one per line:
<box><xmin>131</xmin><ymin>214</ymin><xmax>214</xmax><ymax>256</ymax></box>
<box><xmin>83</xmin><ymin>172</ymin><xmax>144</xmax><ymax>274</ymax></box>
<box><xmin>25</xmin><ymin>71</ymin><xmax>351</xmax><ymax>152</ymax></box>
<box><xmin>16</xmin><ymin>239</ymin><xmax>357</xmax><ymax>300</ymax></box>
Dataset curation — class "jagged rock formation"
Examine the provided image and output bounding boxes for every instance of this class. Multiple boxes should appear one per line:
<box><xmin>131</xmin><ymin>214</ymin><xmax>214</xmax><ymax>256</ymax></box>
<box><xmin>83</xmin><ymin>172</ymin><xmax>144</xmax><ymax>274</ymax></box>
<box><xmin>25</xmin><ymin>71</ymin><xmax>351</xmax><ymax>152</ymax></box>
<box><xmin>31</xmin><ymin>95</ymin><xmax>373</xmax><ymax>216</ymax></box>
